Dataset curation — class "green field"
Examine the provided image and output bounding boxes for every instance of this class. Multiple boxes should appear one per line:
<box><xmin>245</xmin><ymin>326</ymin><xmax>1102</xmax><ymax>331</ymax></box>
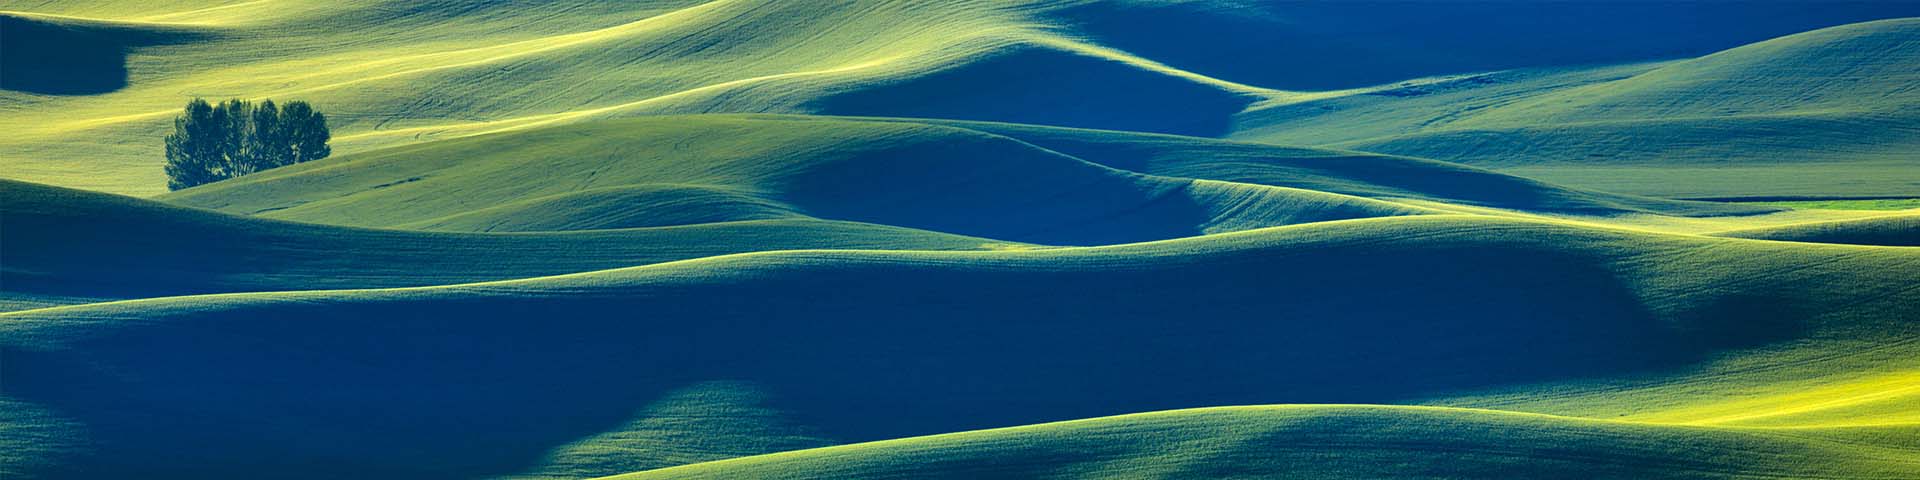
<box><xmin>1751</xmin><ymin>198</ymin><xmax>1920</xmax><ymax>210</ymax></box>
<box><xmin>2</xmin><ymin>2</ymin><xmax>1918</xmax><ymax>479</ymax></box>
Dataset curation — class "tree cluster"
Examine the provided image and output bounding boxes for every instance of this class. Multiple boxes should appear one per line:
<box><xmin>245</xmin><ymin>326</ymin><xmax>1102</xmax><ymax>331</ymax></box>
<box><xmin>165</xmin><ymin>98</ymin><xmax>331</xmax><ymax>190</ymax></box>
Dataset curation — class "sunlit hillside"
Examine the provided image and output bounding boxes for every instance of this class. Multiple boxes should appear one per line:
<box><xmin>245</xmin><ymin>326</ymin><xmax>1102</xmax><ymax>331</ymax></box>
<box><xmin>3</xmin><ymin>1</ymin><xmax>1915</xmax><ymax>195</ymax></box>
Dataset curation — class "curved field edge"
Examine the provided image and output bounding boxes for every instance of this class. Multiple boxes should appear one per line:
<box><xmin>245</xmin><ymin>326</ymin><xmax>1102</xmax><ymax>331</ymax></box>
<box><xmin>600</xmin><ymin>405</ymin><xmax>1920</xmax><ymax>480</ymax></box>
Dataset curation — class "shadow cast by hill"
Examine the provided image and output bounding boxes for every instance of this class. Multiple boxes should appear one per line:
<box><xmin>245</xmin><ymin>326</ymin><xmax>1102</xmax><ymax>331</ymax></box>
<box><xmin>0</xmin><ymin>14</ymin><xmax>204</xmax><ymax>95</ymax></box>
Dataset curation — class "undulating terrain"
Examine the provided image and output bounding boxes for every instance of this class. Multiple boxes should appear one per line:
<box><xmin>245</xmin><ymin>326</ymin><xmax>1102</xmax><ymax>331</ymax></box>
<box><xmin>2</xmin><ymin>1</ymin><xmax>1917</xmax><ymax>479</ymax></box>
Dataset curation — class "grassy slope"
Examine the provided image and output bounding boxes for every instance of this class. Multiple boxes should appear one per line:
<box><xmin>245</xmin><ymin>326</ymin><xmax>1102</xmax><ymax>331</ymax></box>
<box><xmin>902</xmin><ymin>118</ymin><xmax>1774</xmax><ymax>217</ymax></box>
<box><xmin>168</xmin><ymin>114</ymin><xmax>1901</xmax><ymax>240</ymax></box>
<box><xmin>159</xmin><ymin>115</ymin><xmax>1432</xmax><ymax>245</ymax></box>
<box><xmin>4</xmin><ymin>2</ymin><xmax>1915</xmax><ymax>196</ymax></box>
<box><xmin>5</xmin><ymin>215</ymin><xmax>1916</xmax><ymax>479</ymax></box>
<box><xmin>1232</xmin><ymin>19</ymin><xmax>1920</xmax><ymax>198</ymax></box>
<box><xmin>1712</xmin><ymin>214</ymin><xmax>1920</xmax><ymax>247</ymax></box>
<box><xmin>608</xmin><ymin>406</ymin><xmax>1920</xmax><ymax>480</ymax></box>
<box><xmin>0</xmin><ymin>178</ymin><xmax>1002</xmax><ymax>310</ymax></box>
<box><xmin>1754</xmin><ymin>198</ymin><xmax>1920</xmax><ymax>211</ymax></box>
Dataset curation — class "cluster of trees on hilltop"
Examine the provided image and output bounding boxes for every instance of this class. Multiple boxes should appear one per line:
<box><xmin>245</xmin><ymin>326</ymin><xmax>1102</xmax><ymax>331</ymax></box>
<box><xmin>165</xmin><ymin>98</ymin><xmax>330</xmax><ymax>190</ymax></box>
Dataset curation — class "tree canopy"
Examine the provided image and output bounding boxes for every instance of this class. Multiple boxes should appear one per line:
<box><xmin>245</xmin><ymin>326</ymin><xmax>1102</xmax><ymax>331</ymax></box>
<box><xmin>165</xmin><ymin>98</ymin><xmax>330</xmax><ymax>190</ymax></box>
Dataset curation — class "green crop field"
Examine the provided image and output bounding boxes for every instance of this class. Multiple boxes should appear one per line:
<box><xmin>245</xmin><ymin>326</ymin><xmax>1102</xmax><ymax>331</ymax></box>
<box><xmin>1752</xmin><ymin>198</ymin><xmax>1920</xmax><ymax>211</ymax></box>
<box><xmin>2</xmin><ymin>1</ymin><xmax>1917</xmax><ymax>479</ymax></box>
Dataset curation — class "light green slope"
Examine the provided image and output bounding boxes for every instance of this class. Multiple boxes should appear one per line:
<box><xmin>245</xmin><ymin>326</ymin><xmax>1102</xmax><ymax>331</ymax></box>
<box><xmin>159</xmin><ymin>115</ymin><xmax>1432</xmax><ymax>244</ymax></box>
<box><xmin>606</xmin><ymin>406</ymin><xmax>1920</xmax><ymax>480</ymax></box>
<box><xmin>0</xmin><ymin>1</ymin><xmax>1273</xmax><ymax>195</ymax></box>
<box><xmin>1230</xmin><ymin>62</ymin><xmax>1670</xmax><ymax>146</ymax></box>
<box><xmin>1232</xmin><ymin>19</ymin><xmax>1920</xmax><ymax>198</ymax></box>
<box><xmin>5</xmin><ymin>3</ymin><xmax>1913</xmax><ymax>198</ymax></box>
<box><xmin>0</xmin><ymin>178</ymin><xmax>1004</xmax><ymax>310</ymax></box>
<box><xmin>1450</xmin><ymin>19</ymin><xmax>1919</xmax><ymax>127</ymax></box>
<box><xmin>6</xmin><ymin>215</ymin><xmax>1916</xmax><ymax>478</ymax></box>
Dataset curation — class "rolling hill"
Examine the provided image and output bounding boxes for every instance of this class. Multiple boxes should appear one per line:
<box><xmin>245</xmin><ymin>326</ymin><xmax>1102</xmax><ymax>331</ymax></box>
<box><xmin>5</xmin><ymin>215</ymin><xmax>1916</xmax><ymax>479</ymax></box>
<box><xmin>1234</xmin><ymin>19</ymin><xmax>1920</xmax><ymax>198</ymax></box>
<box><xmin>0</xmin><ymin>178</ymin><xmax>1004</xmax><ymax>310</ymax></box>
<box><xmin>4</xmin><ymin>2</ymin><xmax>1915</xmax><ymax>197</ymax></box>
<box><xmin>606</xmin><ymin>406</ymin><xmax>1920</xmax><ymax>480</ymax></box>
<box><xmin>3</xmin><ymin>1</ymin><xmax>1918</xmax><ymax>479</ymax></box>
<box><xmin>158</xmin><ymin>115</ymin><xmax>1435</xmax><ymax>244</ymax></box>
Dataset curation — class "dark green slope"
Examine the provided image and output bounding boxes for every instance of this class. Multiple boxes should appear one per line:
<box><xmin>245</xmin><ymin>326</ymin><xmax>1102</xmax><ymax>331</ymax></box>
<box><xmin>160</xmin><ymin>115</ymin><xmax>1430</xmax><ymax>244</ymax></box>
<box><xmin>397</xmin><ymin>184</ymin><xmax>802</xmax><ymax>232</ymax></box>
<box><xmin>6</xmin><ymin>215</ymin><xmax>1915</xmax><ymax>479</ymax></box>
<box><xmin>0</xmin><ymin>179</ymin><xmax>998</xmax><ymax>310</ymax></box>
<box><xmin>904</xmin><ymin>118</ymin><xmax>1774</xmax><ymax>217</ymax></box>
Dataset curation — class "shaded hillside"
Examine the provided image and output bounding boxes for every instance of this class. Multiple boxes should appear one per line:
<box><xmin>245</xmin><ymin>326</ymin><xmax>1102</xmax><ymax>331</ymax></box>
<box><xmin>1714</xmin><ymin>214</ymin><xmax>1920</xmax><ymax>247</ymax></box>
<box><xmin>1047</xmin><ymin>1</ymin><xmax>1920</xmax><ymax>90</ymax></box>
<box><xmin>0</xmin><ymin>179</ymin><xmax>1000</xmax><ymax>310</ymax></box>
<box><xmin>6</xmin><ymin>215</ymin><xmax>1916</xmax><ymax>479</ymax></box>
<box><xmin>902</xmin><ymin>118</ymin><xmax>1776</xmax><ymax>217</ymax></box>
<box><xmin>0</xmin><ymin>12</ymin><xmax>210</xmax><ymax>94</ymax></box>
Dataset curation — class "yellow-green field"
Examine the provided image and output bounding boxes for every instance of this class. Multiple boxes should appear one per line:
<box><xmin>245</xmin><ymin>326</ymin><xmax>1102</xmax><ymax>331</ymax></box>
<box><xmin>2</xmin><ymin>1</ymin><xmax>1917</xmax><ymax>479</ymax></box>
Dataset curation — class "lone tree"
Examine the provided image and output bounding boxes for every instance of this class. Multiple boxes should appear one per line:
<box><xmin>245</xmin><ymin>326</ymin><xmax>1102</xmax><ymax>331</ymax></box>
<box><xmin>164</xmin><ymin>97</ymin><xmax>330</xmax><ymax>190</ymax></box>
